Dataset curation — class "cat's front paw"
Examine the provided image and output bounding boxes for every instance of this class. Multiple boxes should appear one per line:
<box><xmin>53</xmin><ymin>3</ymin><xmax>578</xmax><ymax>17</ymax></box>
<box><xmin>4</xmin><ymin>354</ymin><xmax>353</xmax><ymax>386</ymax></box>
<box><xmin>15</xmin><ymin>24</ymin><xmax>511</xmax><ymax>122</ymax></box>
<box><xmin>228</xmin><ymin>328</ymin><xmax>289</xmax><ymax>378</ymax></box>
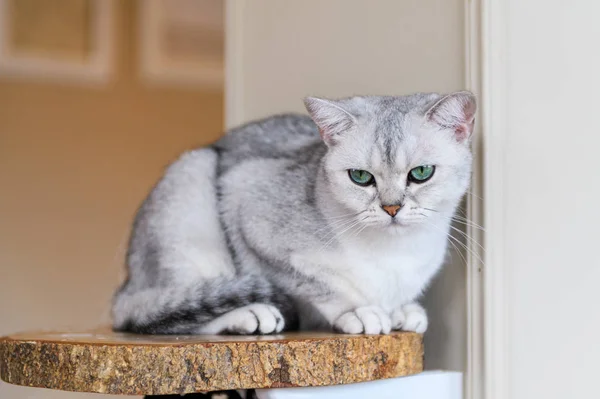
<box><xmin>392</xmin><ymin>303</ymin><xmax>428</xmax><ymax>333</ymax></box>
<box><xmin>226</xmin><ymin>304</ymin><xmax>285</xmax><ymax>334</ymax></box>
<box><xmin>334</xmin><ymin>306</ymin><xmax>392</xmax><ymax>334</ymax></box>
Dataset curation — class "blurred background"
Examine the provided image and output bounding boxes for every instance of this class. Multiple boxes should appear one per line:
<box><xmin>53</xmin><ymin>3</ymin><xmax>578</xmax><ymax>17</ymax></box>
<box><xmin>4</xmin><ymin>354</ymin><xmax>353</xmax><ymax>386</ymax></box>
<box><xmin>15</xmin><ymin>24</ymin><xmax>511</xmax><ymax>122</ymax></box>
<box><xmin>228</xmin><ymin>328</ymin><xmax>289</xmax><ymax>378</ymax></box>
<box><xmin>0</xmin><ymin>1</ymin><xmax>470</xmax><ymax>398</ymax></box>
<box><xmin>0</xmin><ymin>1</ymin><xmax>224</xmax><ymax>397</ymax></box>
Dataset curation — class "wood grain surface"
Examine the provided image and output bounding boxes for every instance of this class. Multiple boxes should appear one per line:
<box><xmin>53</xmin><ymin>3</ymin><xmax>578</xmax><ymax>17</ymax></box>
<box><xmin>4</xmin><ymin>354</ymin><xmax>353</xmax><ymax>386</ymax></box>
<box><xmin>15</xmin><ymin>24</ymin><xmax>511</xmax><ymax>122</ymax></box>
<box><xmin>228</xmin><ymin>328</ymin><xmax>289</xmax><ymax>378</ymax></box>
<box><xmin>0</xmin><ymin>329</ymin><xmax>423</xmax><ymax>395</ymax></box>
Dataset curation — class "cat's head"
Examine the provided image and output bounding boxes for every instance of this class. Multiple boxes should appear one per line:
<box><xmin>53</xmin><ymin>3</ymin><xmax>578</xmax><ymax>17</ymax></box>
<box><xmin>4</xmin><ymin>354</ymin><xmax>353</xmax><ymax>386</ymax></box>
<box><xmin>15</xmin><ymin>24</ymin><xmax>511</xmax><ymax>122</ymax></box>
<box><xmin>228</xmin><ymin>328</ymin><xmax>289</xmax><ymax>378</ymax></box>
<box><xmin>304</xmin><ymin>91</ymin><xmax>476</xmax><ymax>233</ymax></box>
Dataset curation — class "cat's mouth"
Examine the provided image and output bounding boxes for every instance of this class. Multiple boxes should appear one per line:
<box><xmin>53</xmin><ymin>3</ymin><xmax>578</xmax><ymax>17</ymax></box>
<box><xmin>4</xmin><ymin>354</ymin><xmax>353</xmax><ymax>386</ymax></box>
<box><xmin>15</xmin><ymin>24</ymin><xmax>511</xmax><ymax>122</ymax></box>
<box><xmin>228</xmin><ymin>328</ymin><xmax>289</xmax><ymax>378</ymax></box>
<box><xmin>383</xmin><ymin>220</ymin><xmax>410</xmax><ymax>234</ymax></box>
<box><xmin>386</xmin><ymin>216</ymin><xmax>422</xmax><ymax>229</ymax></box>
<box><xmin>380</xmin><ymin>218</ymin><xmax>406</xmax><ymax>230</ymax></box>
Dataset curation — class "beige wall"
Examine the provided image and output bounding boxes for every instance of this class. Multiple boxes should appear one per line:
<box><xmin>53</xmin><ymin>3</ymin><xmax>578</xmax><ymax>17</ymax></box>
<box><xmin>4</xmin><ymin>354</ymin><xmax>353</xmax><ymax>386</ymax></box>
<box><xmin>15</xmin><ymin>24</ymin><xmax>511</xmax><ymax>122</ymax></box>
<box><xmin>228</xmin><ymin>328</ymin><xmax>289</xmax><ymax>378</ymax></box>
<box><xmin>227</xmin><ymin>0</ymin><xmax>467</xmax><ymax>371</ymax></box>
<box><xmin>0</xmin><ymin>2</ymin><xmax>223</xmax><ymax>398</ymax></box>
<box><xmin>227</xmin><ymin>0</ymin><xmax>465</xmax><ymax>125</ymax></box>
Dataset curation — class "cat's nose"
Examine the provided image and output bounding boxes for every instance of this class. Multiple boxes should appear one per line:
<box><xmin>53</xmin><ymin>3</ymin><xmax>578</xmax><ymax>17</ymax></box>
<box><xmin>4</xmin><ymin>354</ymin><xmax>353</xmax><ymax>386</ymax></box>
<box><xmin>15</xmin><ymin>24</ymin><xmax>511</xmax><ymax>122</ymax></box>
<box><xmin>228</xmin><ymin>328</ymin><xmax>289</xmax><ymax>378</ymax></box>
<box><xmin>382</xmin><ymin>204</ymin><xmax>401</xmax><ymax>217</ymax></box>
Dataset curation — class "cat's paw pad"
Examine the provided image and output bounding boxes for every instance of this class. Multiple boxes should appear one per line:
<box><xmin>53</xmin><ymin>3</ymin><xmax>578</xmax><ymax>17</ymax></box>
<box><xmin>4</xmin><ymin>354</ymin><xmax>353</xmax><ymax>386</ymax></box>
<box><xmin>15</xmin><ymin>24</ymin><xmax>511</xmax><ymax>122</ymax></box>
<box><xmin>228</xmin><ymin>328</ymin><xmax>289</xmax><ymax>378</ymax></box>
<box><xmin>228</xmin><ymin>304</ymin><xmax>284</xmax><ymax>334</ymax></box>
<box><xmin>392</xmin><ymin>303</ymin><xmax>428</xmax><ymax>333</ymax></box>
<box><xmin>334</xmin><ymin>306</ymin><xmax>392</xmax><ymax>335</ymax></box>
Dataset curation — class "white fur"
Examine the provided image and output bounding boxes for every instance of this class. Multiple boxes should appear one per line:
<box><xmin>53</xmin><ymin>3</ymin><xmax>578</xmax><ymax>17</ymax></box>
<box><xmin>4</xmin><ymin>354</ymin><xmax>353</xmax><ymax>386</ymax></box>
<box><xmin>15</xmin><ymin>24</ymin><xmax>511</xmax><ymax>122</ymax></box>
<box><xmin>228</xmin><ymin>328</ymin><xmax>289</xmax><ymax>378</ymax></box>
<box><xmin>290</xmin><ymin>219</ymin><xmax>448</xmax><ymax>332</ymax></box>
<box><xmin>335</xmin><ymin>306</ymin><xmax>392</xmax><ymax>334</ymax></box>
<box><xmin>197</xmin><ymin>304</ymin><xmax>284</xmax><ymax>334</ymax></box>
<box><xmin>392</xmin><ymin>302</ymin><xmax>428</xmax><ymax>333</ymax></box>
<box><xmin>113</xmin><ymin>149</ymin><xmax>236</xmax><ymax>328</ymax></box>
<box><xmin>154</xmin><ymin>150</ymin><xmax>236</xmax><ymax>282</ymax></box>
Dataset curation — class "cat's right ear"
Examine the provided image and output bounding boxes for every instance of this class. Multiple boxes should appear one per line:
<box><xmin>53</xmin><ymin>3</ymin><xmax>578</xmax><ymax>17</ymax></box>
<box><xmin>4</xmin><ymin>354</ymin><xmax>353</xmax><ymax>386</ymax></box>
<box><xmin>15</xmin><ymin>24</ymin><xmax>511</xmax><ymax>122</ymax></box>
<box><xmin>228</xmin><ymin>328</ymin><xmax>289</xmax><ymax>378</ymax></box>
<box><xmin>304</xmin><ymin>97</ymin><xmax>357</xmax><ymax>146</ymax></box>
<box><xmin>425</xmin><ymin>91</ymin><xmax>477</xmax><ymax>142</ymax></box>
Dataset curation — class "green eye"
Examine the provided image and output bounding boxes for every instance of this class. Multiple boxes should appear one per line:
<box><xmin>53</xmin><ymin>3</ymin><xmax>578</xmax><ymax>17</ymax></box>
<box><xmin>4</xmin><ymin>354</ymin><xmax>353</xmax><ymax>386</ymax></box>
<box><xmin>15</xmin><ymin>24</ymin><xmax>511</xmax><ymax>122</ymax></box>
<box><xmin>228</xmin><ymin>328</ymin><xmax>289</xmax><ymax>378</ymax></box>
<box><xmin>348</xmin><ymin>169</ymin><xmax>375</xmax><ymax>186</ymax></box>
<box><xmin>408</xmin><ymin>165</ymin><xmax>435</xmax><ymax>183</ymax></box>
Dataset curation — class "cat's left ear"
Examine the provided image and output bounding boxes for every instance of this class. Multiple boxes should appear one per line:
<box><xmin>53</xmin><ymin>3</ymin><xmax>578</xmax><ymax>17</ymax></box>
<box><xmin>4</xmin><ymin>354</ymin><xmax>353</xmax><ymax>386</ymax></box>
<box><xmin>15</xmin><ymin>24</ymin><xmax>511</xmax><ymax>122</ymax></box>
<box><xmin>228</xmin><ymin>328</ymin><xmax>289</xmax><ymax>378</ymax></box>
<box><xmin>304</xmin><ymin>97</ymin><xmax>357</xmax><ymax>146</ymax></box>
<box><xmin>426</xmin><ymin>91</ymin><xmax>477</xmax><ymax>142</ymax></box>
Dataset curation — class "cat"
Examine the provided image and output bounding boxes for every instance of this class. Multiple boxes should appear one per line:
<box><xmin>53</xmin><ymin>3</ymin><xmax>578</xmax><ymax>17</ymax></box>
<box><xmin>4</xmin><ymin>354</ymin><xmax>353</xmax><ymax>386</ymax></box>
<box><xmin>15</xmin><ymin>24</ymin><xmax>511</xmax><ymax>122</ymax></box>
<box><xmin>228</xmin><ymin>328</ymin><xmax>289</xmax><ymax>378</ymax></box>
<box><xmin>112</xmin><ymin>91</ymin><xmax>476</xmax><ymax>336</ymax></box>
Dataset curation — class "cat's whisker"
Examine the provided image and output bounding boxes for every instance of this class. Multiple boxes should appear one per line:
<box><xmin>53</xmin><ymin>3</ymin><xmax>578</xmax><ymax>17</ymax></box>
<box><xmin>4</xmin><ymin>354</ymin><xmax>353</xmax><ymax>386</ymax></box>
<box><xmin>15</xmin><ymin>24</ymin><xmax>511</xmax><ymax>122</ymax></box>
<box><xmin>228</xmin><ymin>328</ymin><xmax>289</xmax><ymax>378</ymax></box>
<box><xmin>325</xmin><ymin>217</ymin><xmax>359</xmax><ymax>229</ymax></box>
<box><xmin>421</xmin><ymin>218</ymin><xmax>486</xmax><ymax>267</ymax></box>
<box><xmin>320</xmin><ymin>216</ymin><xmax>368</xmax><ymax>251</ymax></box>
<box><xmin>421</xmin><ymin>217</ymin><xmax>469</xmax><ymax>266</ymax></box>
<box><xmin>445</xmin><ymin>232</ymin><xmax>470</xmax><ymax>268</ymax></box>
<box><xmin>447</xmin><ymin>212</ymin><xmax>476</xmax><ymax>222</ymax></box>
<box><xmin>316</xmin><ymin>211</ymin><xmax>369</xmax><ymax>237</ymax></box>
<box><xmin>421</xmin><ymin>208</ymin><xmax>486</xmax><ymax>231</ymax></box>
<box><xmin>450</xmin><ymin>213</ymin><xmax>473</xmax><ymax>222</ymax></box>
<box><xmin>317</xmin><ymin>220</ymin><xmax>357</xmax><ymax>250</ymax></box>
<box><xmin>422</xmin><ymin>216</ymin><xmax>486</xmax><ymax>233</ymax></box>
<box><xmin>455</xmin><ymin>207</ymin><xmax>468</xmax><ymax>217</ymax></box>
<box><xmin>420</xmin><ymin>212</ymin><xmax>484</xmax><ymax>251</ymax></box>
<box><xmin>332</xmin><ymin>217</ymin><xmax>367</xmax><ymax>240</ymax></box>
<box><xmin>314</xmin><ymin>216</ymin><xmax>359</xmax><ymax>237</ymax></box>
<box><xmin>447</xmin><ymin>224</ymin><xmax>486</xmax><ymax>253</ymax></box>
<box><xmin>446</xmin><ymin>231</ymin><xmax>486</xmax><ymax>267</ymax></box>
<box><xmin>445</xmin><ymin>214</ymin><xmax>486</xmax><ymax>230</ymax></box>
<box><xmin>318</xmin><ymin>217</ymin><xmax>362</xmax><ymax>239</ymax></box>
<box><xmin>465</xmin><ymin>190</ymin><xmax>484</xmax><ymax>201</ymax></box>
<box><xmin>322</xmin><ymin>211</ymin><xmax>365</xmax><ymax>220</ymax></box>
<box><xmin>449</xmin><ymin>217</ymin><xmax>486</xmax><ymax>232</ymax></box>
<box><xmin>351</xmin><ymin>222</ymin><xmax>371</xmax><ymax>238</ymax></box>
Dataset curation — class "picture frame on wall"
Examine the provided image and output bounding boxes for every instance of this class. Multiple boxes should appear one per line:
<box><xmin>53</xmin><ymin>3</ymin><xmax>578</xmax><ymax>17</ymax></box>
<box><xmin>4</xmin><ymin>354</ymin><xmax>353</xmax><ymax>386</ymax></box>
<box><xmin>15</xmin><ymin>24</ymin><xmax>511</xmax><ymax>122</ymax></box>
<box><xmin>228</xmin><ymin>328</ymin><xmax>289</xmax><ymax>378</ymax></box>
<box><xmin>138</xmin><ymin>0</ymin><xmax>224</xmax><ymax>89</ymax></box>
<box><xmin>0</xmin><ymin>0</ymin><xmax>114</xmax><ymax>84</ymax></box>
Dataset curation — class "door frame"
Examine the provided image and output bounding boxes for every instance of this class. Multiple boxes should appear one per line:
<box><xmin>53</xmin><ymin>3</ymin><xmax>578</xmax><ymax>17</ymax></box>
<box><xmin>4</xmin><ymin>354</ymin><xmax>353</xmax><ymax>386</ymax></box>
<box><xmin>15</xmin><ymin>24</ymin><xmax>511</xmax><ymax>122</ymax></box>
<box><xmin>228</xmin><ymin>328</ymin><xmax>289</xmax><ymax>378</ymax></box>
<box><xmin>476</xmin><ymin>0</ymin><xmax>510</xmax><ymax>398</ymax></box>
<box><xmin>464</xmin><ymin>0</ymin><xmax>485</xmax><ymax>397</ymax></box>
<box><xmin>466</xmin><ymin>0</ymin><xmax>510</xmax><ymax>398</ymax></box>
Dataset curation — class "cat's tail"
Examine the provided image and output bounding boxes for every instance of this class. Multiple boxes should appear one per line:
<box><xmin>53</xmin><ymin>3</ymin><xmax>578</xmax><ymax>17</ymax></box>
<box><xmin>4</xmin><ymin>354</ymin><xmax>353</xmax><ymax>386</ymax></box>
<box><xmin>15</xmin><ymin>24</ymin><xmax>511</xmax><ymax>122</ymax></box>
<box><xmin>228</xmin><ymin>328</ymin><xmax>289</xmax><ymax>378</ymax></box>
<box><xmin>112</xmin><ymin>274</ymin><xmax>296</xmax><ymax>334</ymax></box>
<box><xmin>111</xmin><ymin>147</ymin><xmax>296</xmax><ymax>334</ymax></box>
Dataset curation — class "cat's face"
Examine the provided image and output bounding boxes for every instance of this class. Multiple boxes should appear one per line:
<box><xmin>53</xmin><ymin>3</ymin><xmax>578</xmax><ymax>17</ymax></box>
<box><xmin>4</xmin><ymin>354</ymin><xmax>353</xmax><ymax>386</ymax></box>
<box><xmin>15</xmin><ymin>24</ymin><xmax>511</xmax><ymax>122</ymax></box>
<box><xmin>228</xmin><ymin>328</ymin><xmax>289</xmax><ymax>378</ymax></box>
<box><xmin>305</xmin><ymin>92</ymin><xmax>476</xmax><ymax>233</ymax></box>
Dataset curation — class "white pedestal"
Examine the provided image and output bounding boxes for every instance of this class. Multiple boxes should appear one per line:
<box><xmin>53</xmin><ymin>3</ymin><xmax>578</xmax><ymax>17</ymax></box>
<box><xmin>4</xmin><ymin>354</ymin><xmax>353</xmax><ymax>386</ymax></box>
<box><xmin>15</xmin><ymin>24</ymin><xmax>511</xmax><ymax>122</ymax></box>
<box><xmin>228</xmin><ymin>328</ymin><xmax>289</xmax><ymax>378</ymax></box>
<box><xmin>255</xmin><ymin>371</ymin><xmax>462</xmax><ymax>399</ymax></box>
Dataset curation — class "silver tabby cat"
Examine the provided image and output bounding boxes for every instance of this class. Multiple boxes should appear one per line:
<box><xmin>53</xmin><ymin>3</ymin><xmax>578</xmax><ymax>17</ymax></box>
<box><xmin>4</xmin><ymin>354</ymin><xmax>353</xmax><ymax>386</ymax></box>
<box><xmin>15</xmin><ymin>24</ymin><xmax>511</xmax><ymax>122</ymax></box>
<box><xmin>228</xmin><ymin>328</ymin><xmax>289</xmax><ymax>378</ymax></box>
<box><xmin>112</xmin><ymin>91</ymin><xmax>476</xmax><ymax>335</ymax></box>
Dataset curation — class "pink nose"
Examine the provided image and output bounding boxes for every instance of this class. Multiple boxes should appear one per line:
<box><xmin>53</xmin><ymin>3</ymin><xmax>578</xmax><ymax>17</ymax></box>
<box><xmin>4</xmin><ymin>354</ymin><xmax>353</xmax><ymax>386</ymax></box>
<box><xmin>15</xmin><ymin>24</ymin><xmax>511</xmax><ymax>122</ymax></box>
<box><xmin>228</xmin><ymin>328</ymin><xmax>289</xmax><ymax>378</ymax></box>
<box><xmin>382</xmin><ymin>204</ymin><xmax>401</xmax><ymax>217</ymax></box>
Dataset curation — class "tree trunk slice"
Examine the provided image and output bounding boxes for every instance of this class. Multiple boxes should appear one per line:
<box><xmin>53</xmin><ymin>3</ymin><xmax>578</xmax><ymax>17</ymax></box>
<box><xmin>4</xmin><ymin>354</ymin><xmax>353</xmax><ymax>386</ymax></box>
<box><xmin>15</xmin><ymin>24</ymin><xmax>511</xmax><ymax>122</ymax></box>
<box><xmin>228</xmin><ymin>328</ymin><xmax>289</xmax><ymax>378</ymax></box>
<box><xmin>0</xmin><ymin>329</ymin><xmax>423</xmax><ymax>396</ymax></box>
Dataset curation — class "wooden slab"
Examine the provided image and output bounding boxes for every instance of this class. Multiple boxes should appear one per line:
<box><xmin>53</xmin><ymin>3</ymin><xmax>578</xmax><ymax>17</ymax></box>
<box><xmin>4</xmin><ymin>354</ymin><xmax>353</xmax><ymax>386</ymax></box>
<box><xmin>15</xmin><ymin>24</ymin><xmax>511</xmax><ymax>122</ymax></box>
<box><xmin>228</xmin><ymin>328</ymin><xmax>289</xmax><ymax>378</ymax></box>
<box><xmin>0</xmin><ymin>329</ymin><xmax>423</xmax><ymax>395</ymax></box>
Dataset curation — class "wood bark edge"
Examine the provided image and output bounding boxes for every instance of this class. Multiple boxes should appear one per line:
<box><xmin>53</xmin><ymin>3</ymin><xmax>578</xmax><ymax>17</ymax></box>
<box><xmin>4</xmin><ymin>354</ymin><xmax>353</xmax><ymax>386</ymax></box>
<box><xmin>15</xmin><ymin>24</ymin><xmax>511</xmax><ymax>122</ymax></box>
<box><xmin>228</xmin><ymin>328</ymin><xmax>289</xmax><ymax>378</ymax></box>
<box><xmin>0</xmin><ymin>332</ymin><xmax>423</xmax><ymax>395</ymax></box>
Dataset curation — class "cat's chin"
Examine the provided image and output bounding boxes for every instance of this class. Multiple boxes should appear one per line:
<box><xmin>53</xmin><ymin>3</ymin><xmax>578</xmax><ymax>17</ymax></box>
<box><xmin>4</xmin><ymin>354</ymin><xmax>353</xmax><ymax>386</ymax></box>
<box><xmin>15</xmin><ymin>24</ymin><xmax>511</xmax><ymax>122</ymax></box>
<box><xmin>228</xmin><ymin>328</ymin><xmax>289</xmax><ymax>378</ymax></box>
<box><xmin>383</xmin><ymin>220</ymin><xmax>414</xmax><ymax>234</ymax></box>
<box><xmin>381</xmin><ymin>218</ymin><xmax>426</xmax><ymax>234</ymax></box>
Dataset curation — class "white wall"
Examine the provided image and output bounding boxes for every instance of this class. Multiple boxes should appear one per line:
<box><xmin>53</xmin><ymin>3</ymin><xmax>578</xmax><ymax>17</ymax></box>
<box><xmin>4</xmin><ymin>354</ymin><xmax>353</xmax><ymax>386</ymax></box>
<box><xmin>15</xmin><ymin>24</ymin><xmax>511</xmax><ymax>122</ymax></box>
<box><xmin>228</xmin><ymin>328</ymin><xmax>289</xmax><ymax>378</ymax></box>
<box><xmin>484</xmin><ymin>1</ymin><xmax>600</xmax><ymax>398</ymax></box>
<box><xmin>226</xmin><ymin>0</ymin><xmax>468</xmax><ymax>372</ymax></box>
